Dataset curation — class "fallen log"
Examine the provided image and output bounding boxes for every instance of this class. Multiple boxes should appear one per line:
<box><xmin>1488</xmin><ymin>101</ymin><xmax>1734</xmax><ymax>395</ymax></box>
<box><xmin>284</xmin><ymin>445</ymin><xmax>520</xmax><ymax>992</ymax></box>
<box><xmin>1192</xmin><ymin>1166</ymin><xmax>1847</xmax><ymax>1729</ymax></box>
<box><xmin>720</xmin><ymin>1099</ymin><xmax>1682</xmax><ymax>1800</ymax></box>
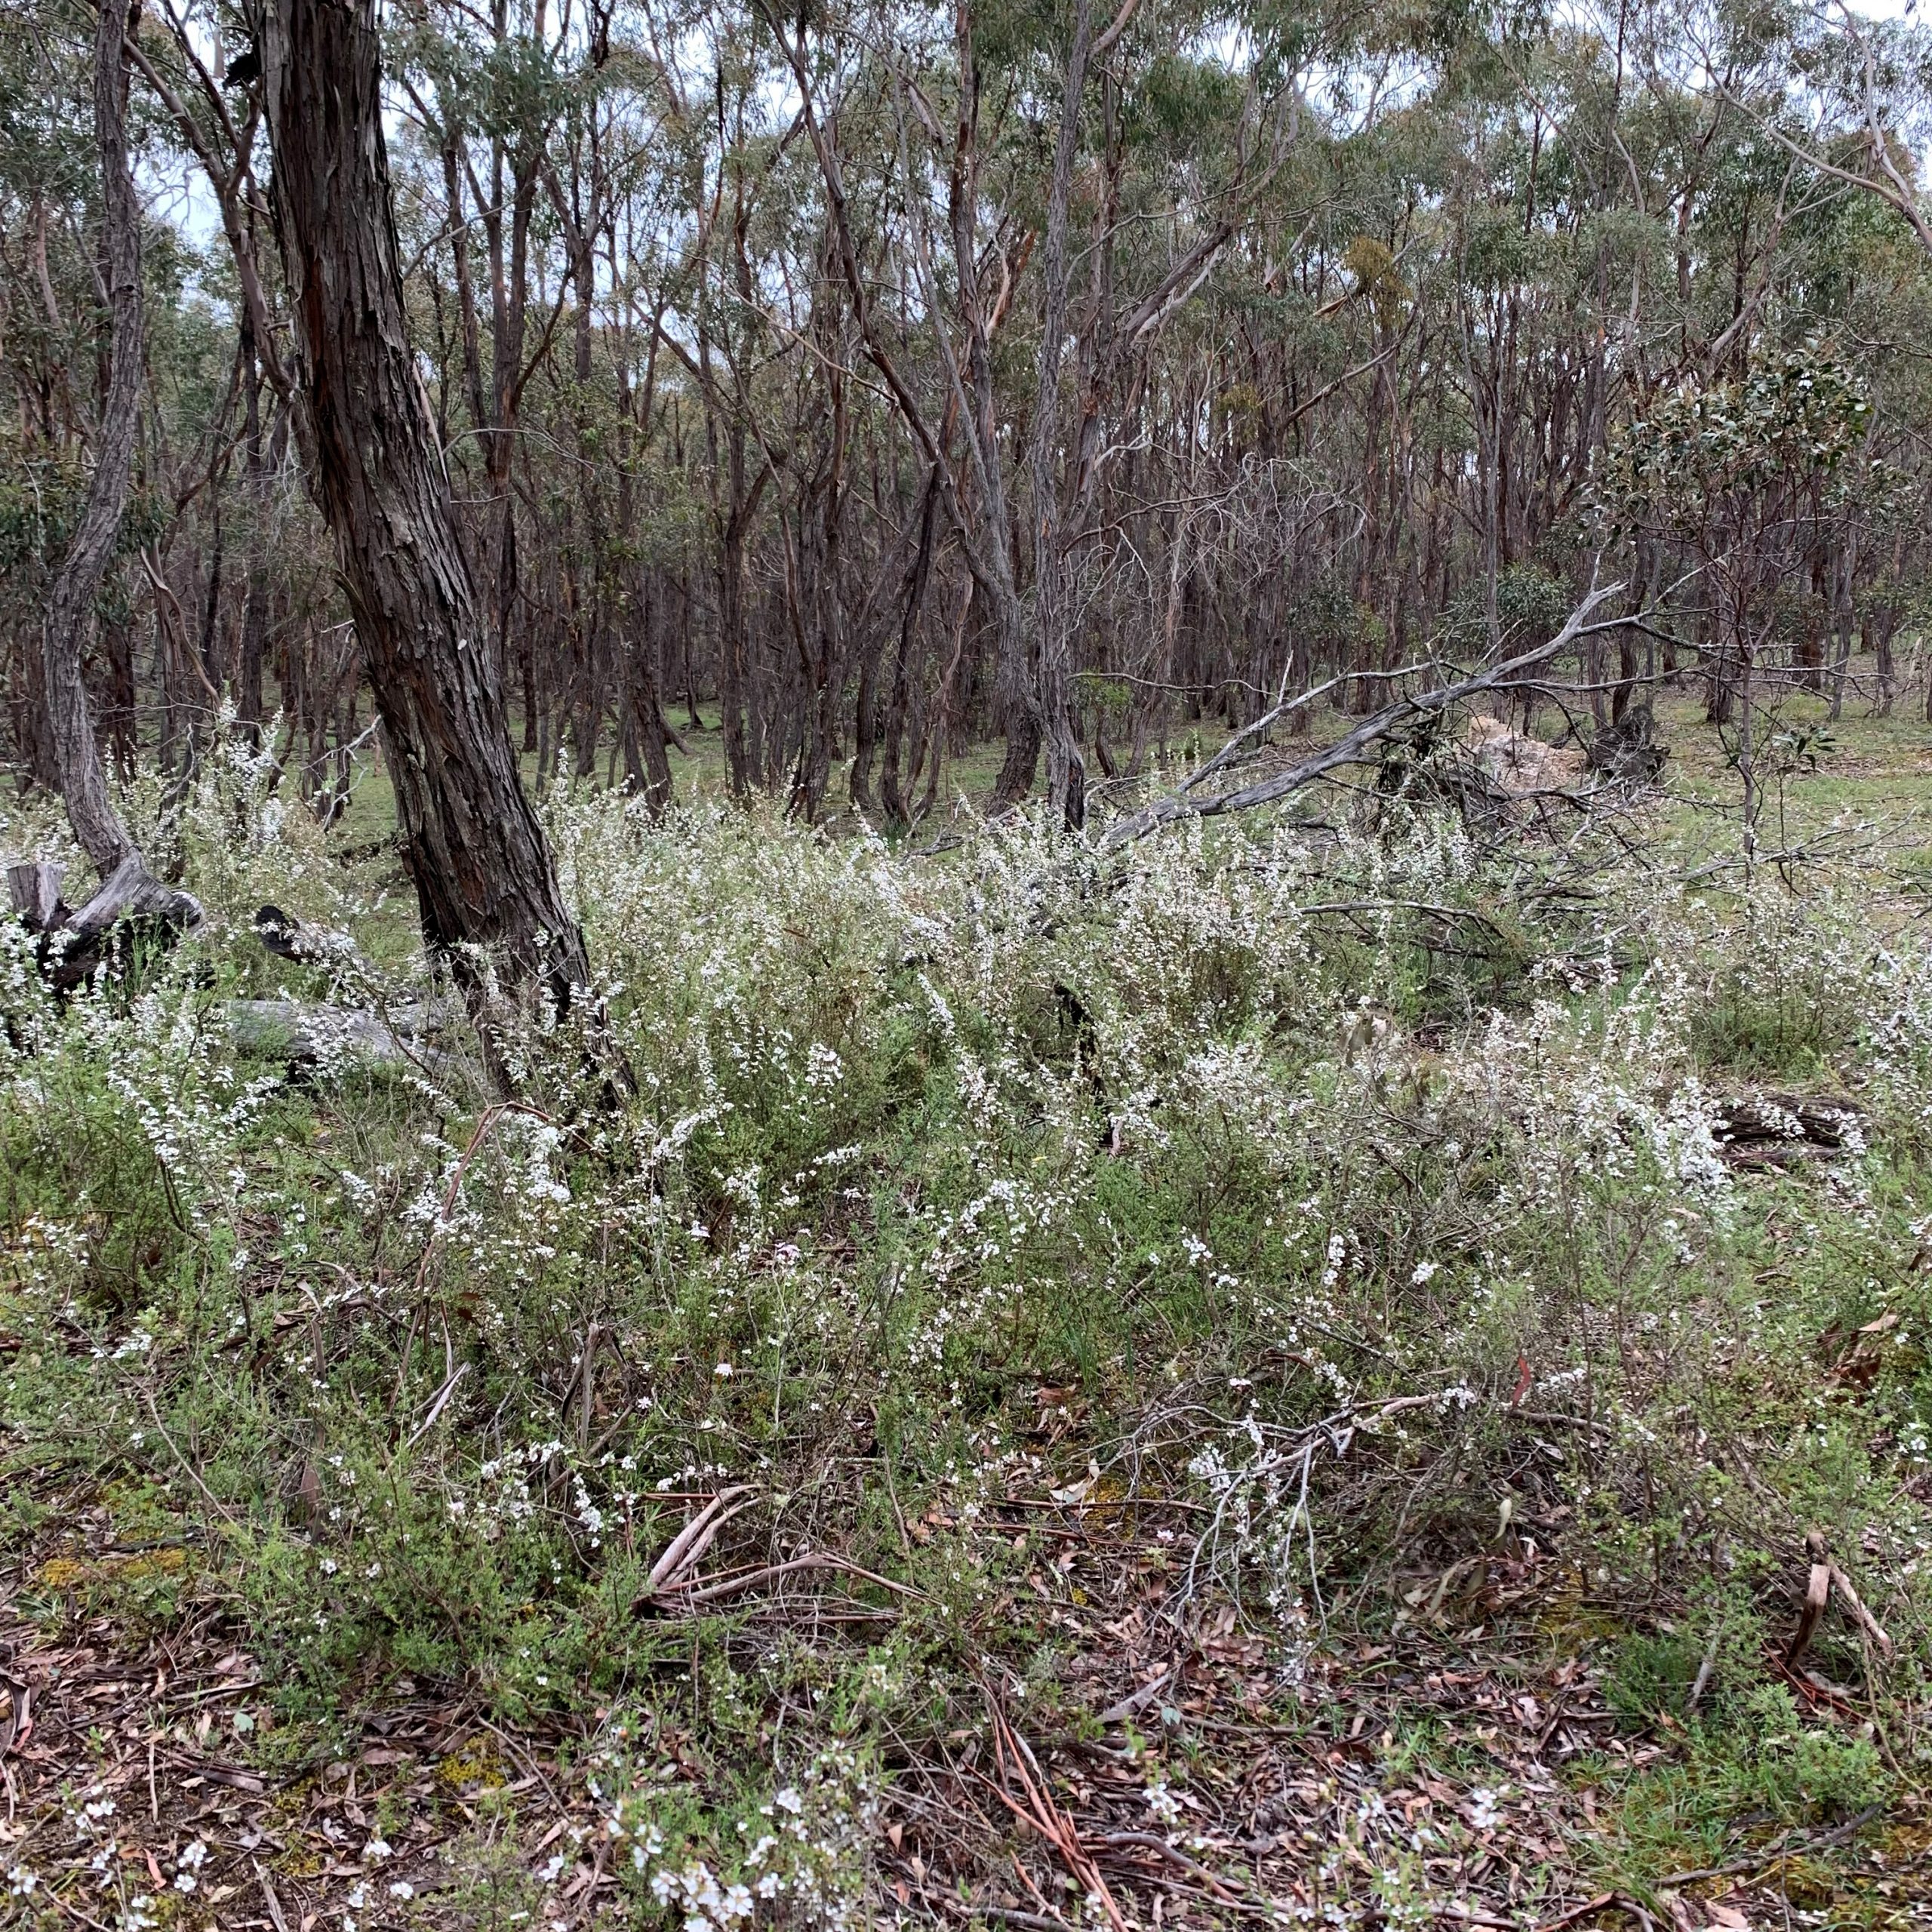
<box><xmin>1715</xmin><ymin>1091</ymin><xmax>1865</xmax><ymax>1168</ymax></box>
<box><xmin>226</xmin><ymin>996</ymin><xmax>451</xmax><ymax>1069</ymax></box>
<box><xmin>7</xmin><ymin>854</ymin><xmax>205</xmax><ymax>990</ymax></box>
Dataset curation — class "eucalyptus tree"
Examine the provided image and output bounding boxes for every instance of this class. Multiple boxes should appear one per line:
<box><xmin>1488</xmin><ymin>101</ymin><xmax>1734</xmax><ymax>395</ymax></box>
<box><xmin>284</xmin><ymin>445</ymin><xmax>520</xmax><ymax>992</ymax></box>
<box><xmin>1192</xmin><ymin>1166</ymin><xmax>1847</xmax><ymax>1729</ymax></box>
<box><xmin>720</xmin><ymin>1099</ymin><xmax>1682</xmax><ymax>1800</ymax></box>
<box><xmin>258</xmin><ymin>0</ymin><xmax>594</xmax><ymax>1029</ymax></box>
<box><xmin>8</xmin><ymin>0</ymin><xmax>1932</xmax><ymax>869</ymax></box>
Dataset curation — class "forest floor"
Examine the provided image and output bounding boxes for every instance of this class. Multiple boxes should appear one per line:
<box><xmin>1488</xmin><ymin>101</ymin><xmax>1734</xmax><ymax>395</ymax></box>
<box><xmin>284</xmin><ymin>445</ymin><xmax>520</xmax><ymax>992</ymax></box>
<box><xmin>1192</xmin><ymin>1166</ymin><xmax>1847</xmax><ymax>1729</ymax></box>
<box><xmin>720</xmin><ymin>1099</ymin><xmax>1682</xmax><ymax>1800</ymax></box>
<box><xmin>4</xmin><ymin>675</ymin><xmax>1932</xmax><ymax>1931</ymax></box>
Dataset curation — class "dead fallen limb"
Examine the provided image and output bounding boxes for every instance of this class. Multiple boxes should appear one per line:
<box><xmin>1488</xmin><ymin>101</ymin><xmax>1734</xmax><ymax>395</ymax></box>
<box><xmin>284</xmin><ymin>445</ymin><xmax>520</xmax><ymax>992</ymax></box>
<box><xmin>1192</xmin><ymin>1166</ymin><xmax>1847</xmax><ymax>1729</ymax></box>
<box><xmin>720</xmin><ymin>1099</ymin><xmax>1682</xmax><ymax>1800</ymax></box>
<box><xmin>140</xmin><ymin>1386</ymin><xmax>242</xmax><ymax>1529</ymax></box>
<box><xmin>226</xmin><ymin>998</ymin><xmax>445</xmax><ymax>1067</ymax></box>
<box><xmin>1291</xmin><ymin>897</ymin><xmax>1509</xmax><ymax>936</ymax></box>
<box><xmin>1101</xmin><ymin>582</ymin><xmax>1624</xmax><ymax>850</ymax></box>
<box><xmin>1096</xmin><ymin>1832</ymin><xmax>1256</xmax><ymax>1909</ymax></box>
<box><xmin>1534</xmin><ymin>1894</ymin><xmax>1654</xmax><ymax>1932</ymax></box>
<box><xmin>8</xmin><ymin>854</ymin><xmax>204</xmax><ymax>989</ymax></box>
<box><xmin>646</xmin><ymin>1550</ymin><xmax>928</xmax><ymax>1611</ymax></box>
<box><xmin>1827</xmin><ymin>1560</ymin><xmax>1895</xmax><ymax>1660</ymax></box>
<box><xmin>1095</xmin><ymin>1860</ymin><xmax>1277</xmax><ymax>1921</ymax></box>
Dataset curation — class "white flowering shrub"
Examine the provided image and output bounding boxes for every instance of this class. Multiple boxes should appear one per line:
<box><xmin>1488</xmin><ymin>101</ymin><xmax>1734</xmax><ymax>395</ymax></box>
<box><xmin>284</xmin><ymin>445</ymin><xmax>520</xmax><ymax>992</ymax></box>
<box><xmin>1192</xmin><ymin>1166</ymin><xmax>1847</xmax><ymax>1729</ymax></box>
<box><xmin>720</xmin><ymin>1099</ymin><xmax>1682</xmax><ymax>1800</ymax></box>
<box><xmin>5</xmin><ymin>769</ymin><xmax>1931</xmax><ymax>1915</ymax></box>
<box><xmin>589</xmin><ymin>1747</ymin><xmax>881</xmax><ymax>1932</ymax></box>
<box><xmin>166</xmin><ymin>706</ymin><xmax>372</xmax><ymax>946</ymax></box>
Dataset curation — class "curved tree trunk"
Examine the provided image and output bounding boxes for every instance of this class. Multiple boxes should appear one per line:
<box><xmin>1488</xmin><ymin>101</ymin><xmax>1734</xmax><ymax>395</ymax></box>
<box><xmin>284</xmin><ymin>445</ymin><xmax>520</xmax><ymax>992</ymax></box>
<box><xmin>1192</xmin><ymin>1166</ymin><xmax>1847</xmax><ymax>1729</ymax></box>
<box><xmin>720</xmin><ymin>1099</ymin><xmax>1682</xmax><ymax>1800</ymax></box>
<box><xmin>260</xmin><ymin>0</ymin><xmax>592</xmax><ymax>1023</ymax></box>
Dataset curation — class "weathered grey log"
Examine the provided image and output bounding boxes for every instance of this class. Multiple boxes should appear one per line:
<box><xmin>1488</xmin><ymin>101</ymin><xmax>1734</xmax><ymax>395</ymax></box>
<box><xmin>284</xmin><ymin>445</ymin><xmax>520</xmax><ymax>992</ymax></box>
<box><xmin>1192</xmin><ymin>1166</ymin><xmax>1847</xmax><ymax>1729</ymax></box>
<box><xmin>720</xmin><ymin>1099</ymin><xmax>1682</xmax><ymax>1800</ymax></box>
<box><xmin>228</xmin><ymin>999</ymin><xmax>406</xmax><ymax>1064</ymax></box>
<box><xmin>1715</xmin><ymin>1091</ymin><xmax>1866</xmax><ymax>1168</ymax></box>
<box><xmin>48</xmin><ymin>856</ymin><xmax>205</xmax><ymax>991</ymax></box>
<box><xmin>226</xmin><ymin>997</ymin><xmax>456</xmax><ymax>1070</ymax></box>
<box><xmin>6</xmin><ymin>861</ymin><xmax>66</xmax><ymax>934</ymax></box>
<box><xmin>8</xmin><ymin>852</ymin><xmax>203</xmax><ymax>989</ymax></box>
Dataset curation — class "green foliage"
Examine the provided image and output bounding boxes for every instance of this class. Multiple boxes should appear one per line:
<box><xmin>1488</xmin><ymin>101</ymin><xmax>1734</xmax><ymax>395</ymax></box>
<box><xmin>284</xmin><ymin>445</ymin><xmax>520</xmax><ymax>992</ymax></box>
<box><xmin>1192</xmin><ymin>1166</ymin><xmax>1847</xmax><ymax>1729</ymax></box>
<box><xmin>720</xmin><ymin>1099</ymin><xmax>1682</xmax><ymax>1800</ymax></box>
<box><xmin>1601</xmin><ymin>337</ymin><xmax>1872</xmax><ymax>543</ymax></box>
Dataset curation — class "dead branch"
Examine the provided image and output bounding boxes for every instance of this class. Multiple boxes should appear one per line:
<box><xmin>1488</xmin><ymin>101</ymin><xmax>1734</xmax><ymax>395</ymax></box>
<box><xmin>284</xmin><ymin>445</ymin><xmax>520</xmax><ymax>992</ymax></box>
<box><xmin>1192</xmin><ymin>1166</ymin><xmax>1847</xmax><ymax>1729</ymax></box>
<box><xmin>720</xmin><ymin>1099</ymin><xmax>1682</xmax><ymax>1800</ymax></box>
<box><xmin>1101</xmin><ymin>583</ymin><xmax>1626</xmax><ymax>849</ymax></box>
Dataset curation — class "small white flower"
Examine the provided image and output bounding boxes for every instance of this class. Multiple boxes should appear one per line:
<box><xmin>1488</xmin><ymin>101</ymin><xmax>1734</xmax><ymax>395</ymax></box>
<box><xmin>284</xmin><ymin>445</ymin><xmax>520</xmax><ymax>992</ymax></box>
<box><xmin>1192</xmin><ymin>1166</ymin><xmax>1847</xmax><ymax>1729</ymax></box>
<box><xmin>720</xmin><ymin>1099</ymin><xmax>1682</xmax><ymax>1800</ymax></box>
<box><xmin>1466</xmin><ymin>1786</ymin><xmax>1503</xmax><ymax>1830</ymax></box>
<box><xmin>714</xmin><ymin>1362</ymin><xmax>734</xmax><ymax>1378</ymax></box>
<box><xmin>1411</xmin><ymin>1260</ymin><xmax>1438</xmax><ymax>1284</ymax></box>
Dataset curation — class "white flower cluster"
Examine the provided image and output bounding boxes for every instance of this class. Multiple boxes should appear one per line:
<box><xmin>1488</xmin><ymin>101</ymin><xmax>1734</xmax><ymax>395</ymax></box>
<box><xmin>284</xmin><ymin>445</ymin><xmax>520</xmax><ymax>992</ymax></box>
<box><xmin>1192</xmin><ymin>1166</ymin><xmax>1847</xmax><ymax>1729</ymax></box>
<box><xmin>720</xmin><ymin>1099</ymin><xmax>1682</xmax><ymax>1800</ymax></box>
<box><xmin>593</xmin><ymin>1749</ymin><xmax>881</xmax><ymax>1931</ymax></box>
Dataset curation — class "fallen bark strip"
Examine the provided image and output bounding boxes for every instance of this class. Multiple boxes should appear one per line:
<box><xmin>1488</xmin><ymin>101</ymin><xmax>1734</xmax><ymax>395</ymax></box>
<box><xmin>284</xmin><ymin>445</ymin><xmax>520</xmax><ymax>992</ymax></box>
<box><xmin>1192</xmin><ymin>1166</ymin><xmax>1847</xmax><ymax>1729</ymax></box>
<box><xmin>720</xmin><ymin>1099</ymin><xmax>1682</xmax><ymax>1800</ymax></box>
<box><xmin>645</xmin><ymin>1486</ymin><xmax>756</xmax><ymax>1596</ymax></box>
<box><xmin>979</xmin><ymin>1691</ymin><xmax>1129</xmax><ymax>1932</ymax></box>
<box><xmin>1787</xmin><ymin>1546</ymin><xmax>1833</xmax><ymax>1666</ymax></box>
<box><xmin>1101</xmin><ymin>583</ymin><xmax>1625</xmax><ymax>850</ymax></box>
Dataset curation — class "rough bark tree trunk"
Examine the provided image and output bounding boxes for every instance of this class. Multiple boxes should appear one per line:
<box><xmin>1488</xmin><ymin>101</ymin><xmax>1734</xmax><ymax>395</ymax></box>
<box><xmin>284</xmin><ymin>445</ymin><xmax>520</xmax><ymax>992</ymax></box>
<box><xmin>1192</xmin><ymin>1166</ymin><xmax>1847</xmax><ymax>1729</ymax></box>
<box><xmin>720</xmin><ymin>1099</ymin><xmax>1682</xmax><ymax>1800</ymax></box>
<box><xmin>260</xmin><ymin>0</ymin><xmax>592</xmax><ymax>1022</ymax></box>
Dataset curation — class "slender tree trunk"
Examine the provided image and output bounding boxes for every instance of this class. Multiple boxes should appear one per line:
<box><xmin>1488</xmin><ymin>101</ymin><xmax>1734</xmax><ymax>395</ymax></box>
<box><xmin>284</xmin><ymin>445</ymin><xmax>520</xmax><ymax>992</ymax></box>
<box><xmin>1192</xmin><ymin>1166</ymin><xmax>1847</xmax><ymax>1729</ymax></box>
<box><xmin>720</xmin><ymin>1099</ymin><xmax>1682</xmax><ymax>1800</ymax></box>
<box><xmin>623</xmin><ymin>569</ymin><xmax>674</xmax><ymax>808</ymax></box>
<box><xmin>1827</xmin><ymin>539</ymin><xmax>1855</xmax><ymax>721</ymax></box>
<box><xmin>236</xmin><ymin>314</ymin><xmax>271</xmax><ymax>737</ymax></box>
<box><xmin>260</xmin><ymin>0</ymin><xmax>592</xmax><ymax>1020</ymax></box>
<box><xmin>878</xmin><ymin>465</ymin><xmax>940</xmax><ymax>823</ymax></box>
<box><xmin>1023</xmin><ymin>0</ymin><xmax>1094</xmax><ymax>830</ymax></box>
<box><xmin>41</xmin><ymin>0</ymin><xmax>145</xmax><ymax>878</ymax></box>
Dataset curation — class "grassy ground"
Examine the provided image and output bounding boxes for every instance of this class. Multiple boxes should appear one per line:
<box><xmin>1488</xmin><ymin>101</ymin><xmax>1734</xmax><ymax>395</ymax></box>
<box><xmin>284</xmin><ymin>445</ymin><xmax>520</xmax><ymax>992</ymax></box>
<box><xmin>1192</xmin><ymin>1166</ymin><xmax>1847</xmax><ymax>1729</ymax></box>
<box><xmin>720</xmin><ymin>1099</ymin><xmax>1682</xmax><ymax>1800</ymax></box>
<box><xmin>3</xmin><ymin>677</ymin><xmax>1932</xmax><ymax>1931</ymax></box>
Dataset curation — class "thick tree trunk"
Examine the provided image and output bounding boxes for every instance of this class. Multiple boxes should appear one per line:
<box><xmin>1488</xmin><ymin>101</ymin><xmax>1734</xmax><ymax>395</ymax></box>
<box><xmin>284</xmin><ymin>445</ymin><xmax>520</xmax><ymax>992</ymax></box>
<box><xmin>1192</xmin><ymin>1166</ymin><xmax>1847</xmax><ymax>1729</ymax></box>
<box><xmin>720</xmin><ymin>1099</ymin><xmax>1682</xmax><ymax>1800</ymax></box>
<box><xmin>260</xmin><ymin>0</ymin><xmax>591</xmax><ymax>1018</ymax></box>
<box><xmin>41</xmin><ymin>0</ymin><xmax>143</xmax><ymax>878</ymax></box>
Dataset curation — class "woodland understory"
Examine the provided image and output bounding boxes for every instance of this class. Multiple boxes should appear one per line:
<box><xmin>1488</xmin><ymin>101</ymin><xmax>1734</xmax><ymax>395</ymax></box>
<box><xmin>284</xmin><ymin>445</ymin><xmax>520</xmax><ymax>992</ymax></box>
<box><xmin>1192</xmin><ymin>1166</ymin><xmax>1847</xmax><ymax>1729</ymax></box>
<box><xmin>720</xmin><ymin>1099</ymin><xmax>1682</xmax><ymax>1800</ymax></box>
<box><xmin>8</xmin><ymin>0</ymin><xmax>1932</xmax><ymax>1926</ymax></box>
<box><xmin>3</xmin><ymin>712</ymin><xmax>1932</xmax><ymax>1931</ymax></box>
